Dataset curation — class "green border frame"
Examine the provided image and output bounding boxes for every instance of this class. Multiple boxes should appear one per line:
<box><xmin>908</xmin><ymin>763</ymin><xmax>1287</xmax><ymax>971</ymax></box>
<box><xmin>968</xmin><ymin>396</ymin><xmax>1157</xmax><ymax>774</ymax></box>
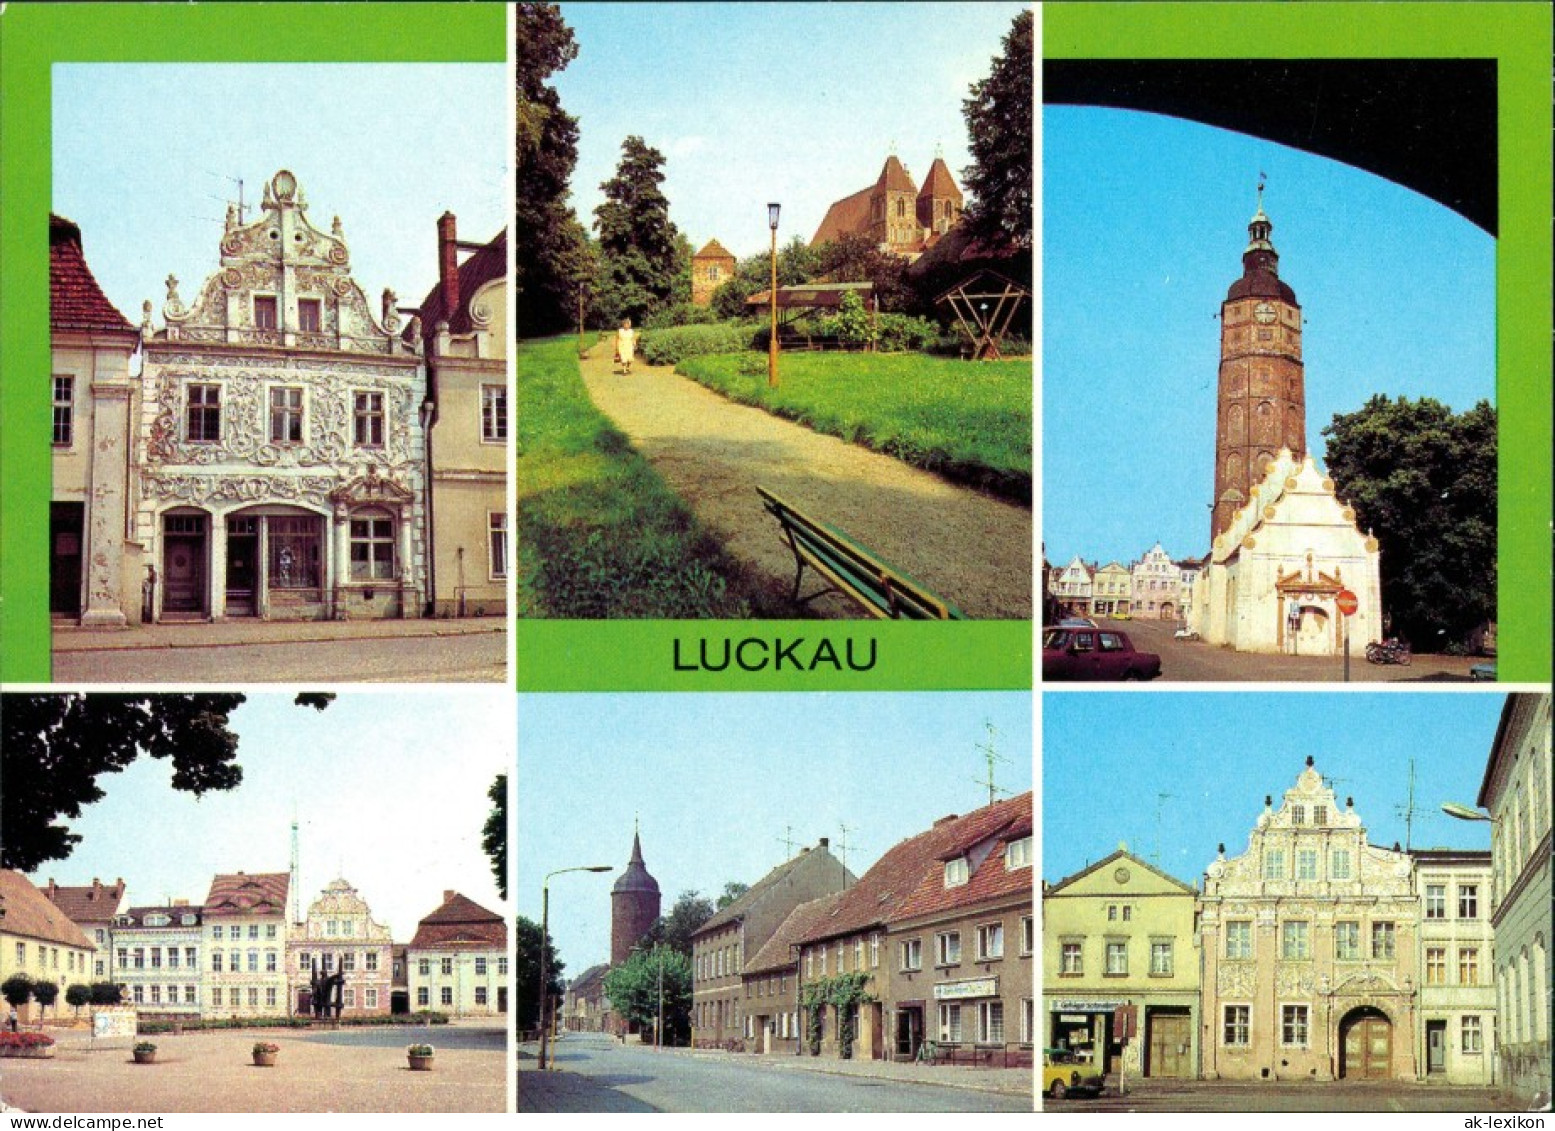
<box><xmin>0</xmin><ymin>2</ymin><xmax>505</xmax><ymax>682</ymax></box>
<box><xmin>1045</xmin><ymin>1</ymin><xmax>1553</xmax><ymax>682</ymax></box>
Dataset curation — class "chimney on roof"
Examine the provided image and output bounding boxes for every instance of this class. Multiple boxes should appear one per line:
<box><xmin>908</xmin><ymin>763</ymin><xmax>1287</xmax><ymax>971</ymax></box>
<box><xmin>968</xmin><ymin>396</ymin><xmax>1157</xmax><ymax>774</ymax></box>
<box><xmin>819</xmin><ymin>837</ymin><xmax>829</xmax><ymax>848</ymax></box>
<box><xmin>438</xmin><ymin>212</ymin><xmax>460</xmax><ymax>319</ymax></box>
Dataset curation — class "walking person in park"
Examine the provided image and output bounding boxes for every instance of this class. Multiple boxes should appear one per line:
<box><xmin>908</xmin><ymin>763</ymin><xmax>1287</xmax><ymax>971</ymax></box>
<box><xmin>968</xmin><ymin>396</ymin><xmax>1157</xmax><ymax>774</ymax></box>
<box><xmin>615</xmin><ymin>317</ymin><xmax>637</xmax><ymax>375</ymax></box>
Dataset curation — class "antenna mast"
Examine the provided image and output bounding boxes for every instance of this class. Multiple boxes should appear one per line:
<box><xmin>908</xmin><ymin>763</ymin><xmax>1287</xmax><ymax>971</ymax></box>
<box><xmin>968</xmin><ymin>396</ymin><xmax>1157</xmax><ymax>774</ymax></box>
<box><xmin>973</xmin><ymin>720</ymin><xmax>1012</xmax><ymax>807</ymax></box>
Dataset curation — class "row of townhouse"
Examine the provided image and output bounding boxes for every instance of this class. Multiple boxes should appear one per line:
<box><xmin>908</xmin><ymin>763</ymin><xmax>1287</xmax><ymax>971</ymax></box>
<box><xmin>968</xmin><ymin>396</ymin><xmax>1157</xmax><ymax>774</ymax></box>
<box><xmin>1047</xmin><ymin>547</ymin><xmax>1203</xmax><ymax>622</ymax></box>
<box><xmin>690</xmin><ymin>793</ymin><xmax>1035</xmax><ymax>1065</ymax></box>
<box><xmin>49</xmin><ymin>169</ymin><xmax>507</xmax><ymax>627</ymax></box>
<box><xmin>1043</xmin><ymin>702</ymin><xmax>1551</xmax><ymax>1106</ymax></box>
<box><xmin>23</xmin><ymin>869</ymin><xmax>506</xmax><ymax>1021</ymax></box>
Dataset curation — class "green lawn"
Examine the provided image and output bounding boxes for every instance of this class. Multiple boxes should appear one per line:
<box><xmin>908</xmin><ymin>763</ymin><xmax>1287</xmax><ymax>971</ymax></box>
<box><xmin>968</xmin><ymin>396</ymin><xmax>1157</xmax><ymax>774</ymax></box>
<box><xmin>675</xmin><ymin>351</ymin><xmax>1032</xmax><ymax>502</ymax></box>
<box><xmin>516</xmin><ymin>336</ymin><xmax>775</xmax><ymax>618</ymax></box>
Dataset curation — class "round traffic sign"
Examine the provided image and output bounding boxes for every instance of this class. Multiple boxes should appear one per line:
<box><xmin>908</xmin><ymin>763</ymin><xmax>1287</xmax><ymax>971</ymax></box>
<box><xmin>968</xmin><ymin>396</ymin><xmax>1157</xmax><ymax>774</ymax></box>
<box><xmin>1336</xmin><ymin>589</ymin><xmax>1359</xmax><ymax>616</ymax></box>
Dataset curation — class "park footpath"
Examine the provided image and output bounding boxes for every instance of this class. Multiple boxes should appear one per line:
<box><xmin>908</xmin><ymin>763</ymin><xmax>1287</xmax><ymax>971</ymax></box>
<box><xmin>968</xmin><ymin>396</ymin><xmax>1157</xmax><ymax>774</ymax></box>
<box><xmin>517</xmin><ymin>1037</ymin><xmax>1032</xmax><ymax>1099</ymax></box>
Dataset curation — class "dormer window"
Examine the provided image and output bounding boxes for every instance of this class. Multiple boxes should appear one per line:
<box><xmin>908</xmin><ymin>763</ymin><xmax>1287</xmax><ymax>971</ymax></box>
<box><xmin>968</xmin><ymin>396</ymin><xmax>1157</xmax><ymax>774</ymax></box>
<box><xmin>254</xmin><ymin>295</ymin><xmax>278</xmax><ymax>329</ymax></box>
<box><xmin>944</xmin><ymin>857</ymin><xmax>969</xmax><ymax>888</ymax></box>
<box><xmin>1005</xmin><ymin>836</ymin><xmax>1032</xmax><ymax>869</ymax></box>
<box><xmin>181</xmin><ymin>914</ymin><xmax>197</xmax><ymax>926</ymax></box>
<box><xmin>145</xmin><ymin>914</ymin><xmax>170</xmax><ymax>927</ymax></box>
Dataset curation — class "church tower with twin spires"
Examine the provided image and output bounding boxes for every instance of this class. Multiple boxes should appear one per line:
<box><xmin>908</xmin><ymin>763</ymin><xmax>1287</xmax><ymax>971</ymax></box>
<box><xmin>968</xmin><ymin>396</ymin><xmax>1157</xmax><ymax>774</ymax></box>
<box><xmin>1211</xmin><ymin>187</ymin><xmax>1307</xmax><ymax>542</ymax></box>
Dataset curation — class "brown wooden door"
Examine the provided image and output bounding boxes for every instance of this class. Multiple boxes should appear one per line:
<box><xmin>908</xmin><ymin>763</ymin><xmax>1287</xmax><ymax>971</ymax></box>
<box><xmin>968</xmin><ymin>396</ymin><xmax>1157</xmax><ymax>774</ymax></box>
<box><xmin>1342</xmin><ymin>1014</ymin><xmax>1392</xmax><ymax>1079</ymax></box>
<box><xmin>164</xmin><ymin>535</ymin><xmax>205</xmax><ymax>612</ymax></box>
<box><xmin>1147</xmin><ymin>1011</ymin><xmax>1191</xmax><ymax>1077</ymax></box>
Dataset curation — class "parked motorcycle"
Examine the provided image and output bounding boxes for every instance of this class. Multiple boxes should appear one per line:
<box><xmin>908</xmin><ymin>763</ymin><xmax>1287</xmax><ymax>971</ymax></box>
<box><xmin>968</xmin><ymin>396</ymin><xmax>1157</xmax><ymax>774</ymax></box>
<box><xmin>1365</xmin><ymin>638</ymin><xmax>1412</xmax><ymax>666</ymax></box>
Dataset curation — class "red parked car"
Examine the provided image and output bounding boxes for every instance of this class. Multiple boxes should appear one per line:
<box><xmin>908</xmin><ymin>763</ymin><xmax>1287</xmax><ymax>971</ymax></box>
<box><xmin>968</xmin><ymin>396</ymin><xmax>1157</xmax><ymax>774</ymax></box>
<box><xmin>1042</xmin><ymin>626</ymin><xmax>1162</xmax><ymax>681</ymax></box>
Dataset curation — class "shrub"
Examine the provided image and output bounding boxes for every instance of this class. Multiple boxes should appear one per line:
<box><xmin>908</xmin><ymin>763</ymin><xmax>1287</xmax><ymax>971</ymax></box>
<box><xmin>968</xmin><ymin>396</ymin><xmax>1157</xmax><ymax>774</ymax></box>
<box><xmin>0</xmin><ymin>1032</ymin><xmax>54</xmax><ymax>1050</ymax></box>
<box><xmin>639</xmin><ymin>322</ymin><xmax>753</xmax><ymax>367</ymax></box>
<box><xmin>65</xmin><ymin>984</ymin><xmax>92</xmax><ymax>1015</ymax></box>
<box><xmin>253</xmin><ymin>1041</ymin><xmax>280</xmax><ymax>1055</ymax></box>
<box><xmin>133</xmin><ymin>1041</ymin><xmax>157</xmax><ymax>1054</ymax></box>
<box><xmin>407</xmin><ymin>1043</ymin><xmax>435</xmax><ymax>1057</ymax></box>
<box><xmin>641</xmin><ymin>302</ymin><xmax>718</xmax><ymax>330</ymax></box>
<box><xmin>89</xmin><ymin>982</ymin><xmax>123</xmax><ymax>1006</ymax></box>
<box><xmin>874</xmin><ymin>312</ymin><xmax>939</xmax><ymax>352</ymax></box>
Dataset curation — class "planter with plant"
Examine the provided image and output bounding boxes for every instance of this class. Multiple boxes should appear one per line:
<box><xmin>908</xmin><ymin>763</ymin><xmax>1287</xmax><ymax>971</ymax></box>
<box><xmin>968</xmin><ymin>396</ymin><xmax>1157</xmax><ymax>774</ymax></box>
<box><xmin>406</xmin><ymin>1043</ymin><xmax>434</xmax><ymax>1071</ymax></box>
<box><xmin>132</xmin><ymin>1041</ymin><xmax>157</xmax><ymax>1065</ymax></box>
<box><xmin>0</xmin><ymin>1031</ymin><xmax>56</xmax><ymax>1059</ymax></box>
<box><xmin>252</xmin><ymin>1040</ymin><xmax>279</xmax><ymax>1067</ymax></box>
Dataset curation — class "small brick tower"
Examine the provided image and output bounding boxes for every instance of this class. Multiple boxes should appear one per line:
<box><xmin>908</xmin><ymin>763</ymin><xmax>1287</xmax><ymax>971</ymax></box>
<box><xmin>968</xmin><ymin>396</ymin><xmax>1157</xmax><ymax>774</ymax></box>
<box><xmin>916</xmin><ymin>153</ymin><xmax>963</xmax><ymax>238</ymax></box>
<box><xmin>1211</xmin><ymin>185</ymin><xmax>1306</xmax><ymax>543</ymax></box>
<box><xmin>868</xmin><ymin>154</ymin><xmax>920</xmax><ymax>253</ymax></box>
<box><xmin>610</xmin><ymin>823</ymin><xmax>661</xmax><ymax>966</ymax></box>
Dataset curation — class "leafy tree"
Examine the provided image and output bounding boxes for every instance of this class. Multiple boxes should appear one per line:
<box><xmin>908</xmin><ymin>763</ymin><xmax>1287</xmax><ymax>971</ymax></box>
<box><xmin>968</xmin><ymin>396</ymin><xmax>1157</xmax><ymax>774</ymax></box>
<box><xmin>601</xmin><ymin>944</ymin><xmax>692</xmax><ymax>1046</ymax></box>
<box><xmin>1</xmin><ymin>693</ymin><xmax>330</xmax><ymax>871</ymax></box>
<box><xmin>961</xmin><ymin>10</ymin><xmax>1033</xmax><ymax>250</ymax></box>
<box><xmin>89</xmin><ymin>982</ymin><xmax>123</xmax><ymax>1007</ymax></box>
<box><xmin>65</xmin><ymin>983</ymin><xmax>92</xmax><ymax>1018</ymax></box>
<box><xmin>1321</xmin><ymin>395</ymin><xmax>1496</xmax><ymax>650</ymax></box>
<box><xmin>646</xmin><ymin>889</ymin><xmax>714</xmax><ymax>956</ymax></box>
<box><xmin>813</xmin><ymin>233</ymin><xmax>912</xmax><ymax>313</ymax></box>
<box><xmin>710</xmin><ymin>237</ymin><xmax>825</xmax><ymax>321</ymax></box>
<box><xmin>714</xmin><ymin>881</ymin><xmax>750</xmax><ymax>912</ymax></box>
<box><xmin>513</xmin><ymin>916</ymin><xmax>563</xmax><ymax>1032</ymax></box>
<box><xmin>1</xmin><ymin>974</ymin><xmax>33</xmax><ymax>1011</ymax></box>
<box><xmin>592</xmin><ymin>136</ymin><xmax>688</xmax><ymax>325</ymax></box>
<box><xmin>31</xmin><ymin>980</ymin><xmax>58</xmax><ymax>1021</ymax></box>
<box><xmin>516</xmin><ymin>2</ymin><xmax>592</xmax><ymax>337</ymax></box>
<box><xmin>482</xmin><ymin>774</ymin><xmax>507</xmax><ymax>901</ymax></box>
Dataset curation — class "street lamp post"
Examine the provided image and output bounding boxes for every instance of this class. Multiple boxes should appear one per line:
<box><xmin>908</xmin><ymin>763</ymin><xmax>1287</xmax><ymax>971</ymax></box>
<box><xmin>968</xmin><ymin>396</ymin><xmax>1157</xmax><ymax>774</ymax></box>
<box><xmin>656</xmin><ymin>949</ymin><xmax>664</xmax><ymax>1052</ymax></box>
<box><xmin>767</xmin><ymin>202</ymin><xmax>781</xmax><ymax>388</ymax></box>
<box><xmin>538</xmin><ymin>864</ymin><xmax>612</xmax><ymax>1072</ymax></box>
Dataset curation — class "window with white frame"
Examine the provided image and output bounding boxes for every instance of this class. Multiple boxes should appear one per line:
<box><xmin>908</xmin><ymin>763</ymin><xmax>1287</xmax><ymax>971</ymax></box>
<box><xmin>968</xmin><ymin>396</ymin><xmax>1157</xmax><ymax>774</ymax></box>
<box><xmin>441</xmin><ymin>986</ymin><xmax>453</xmax><ymax>1006</ymax></box>
<box><xmin>900</xmin><ymin>938</ymin><xmax>922</xmax><ymax>971</ymax></box>
<box><xmin>1371</xmin><ymin>921</ymin><xmax>1396</xmax><ymax>960</ymax></box>
<box><xmin>938</xmin><ymin>1002</ymin><xmax>963</xmax><ymax>1043</ymax></box>
<box><xmin>1060</xmin><ymin>941</ymin><xmax>1083</xmax><ymax>975</ymax></box>
<box><xmin>1263</xmin><ymin>848</ymin><xmax>1285</xmax><ymax>879</ymax></box>
<box><xmin>869</xmin><ymin>933</ymin><xmax>879</xmax><ymax>968</ymax></box>
<box><xmin>1330</xmin><ymin>849</ymin><xmax>1352</xmax><ymax>879</ymax></box>
<box><xmin>52</xmin><ymin>376</ymin><xmax>74</xmax><ymax>446</ymax></box>
<box><xmin>1281</xmin><ymin>921</ymin><xmax>1310</xmax><ymax>960</ymax></box>
<box><xmin>441</xmin><ymin>957</ymin><xmax>453</xmax><ymax>976</ymax></box>
<box><xmin>1020</xmin><ymin>916</ymin><xmax>1034</xmax><ymax>956</ymax></box>
<box><xmin>354</xmin><ymin>391</ymin><xmax>384</xmax><ymax>446</ymax></box>
<box><xmin>1462</xmin><ymin>1015</ymin><xmax>1483</xmax><ymax>1053</ymax></box>
<box><xmin>1223</xmin><ymin>1004</ymin><xmax>1251</xmax><ymax>1046</ymax></box>
<box><xmin>936</xmin><ymin>931</ymin><xmax>961</xmax><ymax>966</ymax></box>
<box><xmin>1225</xmin><ymin>921</ymin><xmax>1252</xmax><ymax>960</ymax></box>
<box><xmin>489</xmin><ymin>511</ymin><xmax>508</xmax><ymax>579</ymax></box>
<box><xmin>417</xmin><ymin>987</ymin><xmax>429</xmax><ymax>1006</ymax></box>
<box><xmin>976</xmin><ymin>923</ymin><xmax>1004</xmax><ymax>961</ymax></box>
<box><xmin>1150</xmin><ymin>940</ymin><xmax>1173</xmax><ymax>976</ymax></box>
<box><xmin>1458</xmin><ymin>885</ymin><xmax>1479</xmax><ymax>918</ymax></box>
<box><xmin>977</xmin><ymin>1000</ymin><xmax>1004</xmax><ymax>1044</ymax></box>
<box><xmin>1426</xmin><ymin>884</ymin><xmax>1447</xmax><ymax>918</ymax></box>
<box><xmin>481</xmin><ymin>384</ymin><xmax>507</xmax><ymax>442</ymax></box>
<box><xmin>1021</xmin><ymin>998</ymin><xmax>1034</xmax><ymax>1044</ymax></box>
<box><xmin>944</xmin><ymin>857</ymin><xmax>969</xmax><ymax>888</ymax></box>
<box><xmin>1280</xmin><ymin>1004</ymin><xmax>1309</xmax><ymax>1047</ymax></box>
<box><xmin>853</xmin><ymin>939</ymin><xmax>863</xmax><ymax>970</ymax></box>
<box><xmin>1335</xmin><ymin>920</ymin><xmax>1360</xmax><ymax>961</ymax></box>
<box><xmin>1426</xmin><ymin>947</ymin><xmax>1447</xmax><ymax>984</ymax></box>
<box><xmin>1296</xmin><ymin>849</ymin><xmax>1318</xmax><ymax>880</ymax></box>
<box><xmin>1459</xmin><ymin>947</ymin><xmax>1480</xmax><ymax>985</ymax></box>
<box><xmin>269</xmin><ymin>386</ymin><xmax>304</xmax><ymax>443</ymax></box>
<box><xmin>1005</xmin><ymin>836</ymin><xmax>1032</xmax><ymax>869</ymax></box>
<box><xmin>349</xmin><ymin>510</ymin><xmax>396</xmax><ymax>580</ymax></box>
<box><xmin>1105</xmin><ymin>940</ymin><xmax>1128</xmax><ymax>975</ymax></box>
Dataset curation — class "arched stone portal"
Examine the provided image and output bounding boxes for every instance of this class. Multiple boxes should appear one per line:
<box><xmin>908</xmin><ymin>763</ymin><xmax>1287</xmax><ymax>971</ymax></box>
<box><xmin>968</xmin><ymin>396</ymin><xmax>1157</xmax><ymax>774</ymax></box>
<box><xmin>1338</xmin><ymin>1006</ymin><xmax>1394</xmax><ymax>1079</ymax></box>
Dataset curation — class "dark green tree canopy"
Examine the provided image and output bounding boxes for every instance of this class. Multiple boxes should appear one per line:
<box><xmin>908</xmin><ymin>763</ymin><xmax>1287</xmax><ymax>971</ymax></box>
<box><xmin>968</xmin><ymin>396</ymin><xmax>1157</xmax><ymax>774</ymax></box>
<box><xmin>89</xmin><ymin>982</ymin><xmax>124</xmax><ymax>1007</ymax></box>
<box><xmin>1</xmin><ymin>975</ymin><xmax>34</xmax><ymax>1008</ymax></box>
<box><xmin>513</xmin><ymin>915</ymin><xmax>563</xmax><ymax>1031</ymax></box>
<box><xmin>715</xmin><ymin>881</ymin><xmax>750</xmax><ymax>911</ymax></box>
<box><xmin>1</xmin><ymin>693</ymin><xmax>329</xmax><ymax>872</ymax></box>
<box><xmin>516</xmin><ymin>2</ymin><xmax>590</xmax><ymax>337</ymax></box>
<box><xmin>65</xmin><ymin>983</ymin><xmax>92</xmax><ymax>1014</ymax></box>
<box><xmin>601</xmin><ymin>944</ymin><xmax>692</xmax><ymax>1045</ymax></box>
<box><xmin>645</xmin><ymin>889</ymin><xmax>714</xmax><ymax>955</ymax></box>
<box><xmin>483</xmin><ymin>774</ymin><xmax>507</xmax><ymax>902</ymax></box>
<box><xmin>592</xmin><ymin>136</ymin><xmax>688</xmax><ymax>325</ymax></box>
<box><xmin>1322</xmin><ymin>395</ymin><xmax>1497</xmax><ymax>649</ymax></box>
<box><xmin>961</xmin><ymin>10</ymin><xmax>1034</xmax><ymax>250</ymax></box>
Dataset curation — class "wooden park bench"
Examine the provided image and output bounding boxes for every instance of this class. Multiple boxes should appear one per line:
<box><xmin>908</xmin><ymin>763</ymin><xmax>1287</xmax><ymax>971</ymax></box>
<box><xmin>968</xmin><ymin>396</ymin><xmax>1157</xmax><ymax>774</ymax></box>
<box><xmin>757</xmin><ymin>486</ymin><xmax>965</xmax><ymax>620</ymax></box>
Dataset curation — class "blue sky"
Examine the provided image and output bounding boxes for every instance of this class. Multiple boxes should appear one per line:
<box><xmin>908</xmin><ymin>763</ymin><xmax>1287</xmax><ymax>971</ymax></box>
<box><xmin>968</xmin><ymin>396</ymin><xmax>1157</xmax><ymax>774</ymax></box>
<box><xmin>1043</xmin><ymin>106</ymin><xmax>1495</xmax><ymax>567</ymax></box>
<box><xmin>1043</xmin><ymin>691</ymin><xmax>1502</xmax><ymax>889</ymax></box>
<box><xmin>518</xmin><ymin>691</ymin><xmax>1032</xmax><ymax>977</ymax></box>
<box><xmin>24</xmin><ymin>692</ymin><xmax>509</xmax><ymax>941</ymax></box>
<box><xmin>554</xmin><ymin>1</ymin><xmax>1029</xmax><ymax>260</ymax></box>
<box><xmin>53</xmin><ymin>64</ymin><xmax>506</xmax><ymax>332</ymax></box>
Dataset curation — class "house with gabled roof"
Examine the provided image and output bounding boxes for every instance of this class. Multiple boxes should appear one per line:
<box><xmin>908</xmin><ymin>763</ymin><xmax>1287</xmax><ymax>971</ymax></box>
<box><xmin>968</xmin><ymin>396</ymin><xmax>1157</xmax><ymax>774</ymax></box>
<box><xmin>741</xmin><ymin>891</ymin><xmax>845</xmax><ymax>1056</ymax></box>
<box><xmin>690</xmin><ymin>838</ymin><xmax>852</xmax><ymax>1049</ymax></box>
<box><xmin>407</xmin><ymin>890</ymin><xmax>507</xmax><ymax>1016</ymax></box>
<box><xmin>0</xmin><ymin>870</ymin><xmax>97</xmax><ymax>1022</ymax></box>
<box><xmin>787</xmin><ymin>792</ymin><xmax>1033</xmax><ymax>1063</ymax></box>
<box><xmin>690</xmin><ymin>238</ymin><xmax>737</xmax><ymax>305</ymax></box>
<box><xmin>563</xmin><ymin>962</ymin><xmax>611</xmax><ymax>1033</ymax></box>
<box><xmin>201</xmin><ymin>871</ymin><xmax>289</xmax><ymax>1017</ymax></box>
<box><xmin>1042</xmin><ymin>847</ymin><xmax>1199</xmax><ymax>1082</ymax></box>
<box><xmin>40</xmin><ymin>876</ymin><xmax>125</xmax><ymax>980</ymax></box>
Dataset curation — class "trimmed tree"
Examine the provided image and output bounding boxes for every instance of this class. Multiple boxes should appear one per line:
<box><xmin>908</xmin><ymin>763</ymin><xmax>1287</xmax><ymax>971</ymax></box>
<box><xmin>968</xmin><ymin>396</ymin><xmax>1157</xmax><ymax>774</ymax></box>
<box><xmin>65</xmin><ymin>983</ymin><xmax>92</xmax><ymax>1019</ymax></box>
<box><xmin>31</xmin><ymin>980</ymin><xmax>59</xmax><ymax>1022</ymax></box>
<box><xmin>2</xmin><ymin>974</ymin><xmax>34</xmax><ymax>1014</ymax></box>
<box><xmin>89</xmin><ymin>982</ymin><xmax>124</xmax><ymax>1007</ymax></box>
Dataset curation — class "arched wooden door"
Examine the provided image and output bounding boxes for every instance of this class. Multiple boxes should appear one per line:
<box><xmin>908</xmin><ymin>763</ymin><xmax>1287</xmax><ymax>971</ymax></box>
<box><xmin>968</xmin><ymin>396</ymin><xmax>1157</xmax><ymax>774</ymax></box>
<box><xmin>1339</xmin><ymin>1007</ymin><xmax>1393</xmax><ymax>1079</ymax></box>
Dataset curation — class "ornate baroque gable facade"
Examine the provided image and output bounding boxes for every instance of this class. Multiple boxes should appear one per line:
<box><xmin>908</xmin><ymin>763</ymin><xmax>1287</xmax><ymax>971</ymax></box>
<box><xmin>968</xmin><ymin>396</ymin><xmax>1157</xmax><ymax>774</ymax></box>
<box><xmin>287</xmin><ymin>878</ymin><xmax>393</xmax><ymax>1016</ymax></box>
<box><xmin>1199</xmin><ymin>760</ymin><xmax>1420</xmax><ymax>1081</ymax></box>
<box><xmin>136</xmin><ymin>170</ymin><xmax>427</xmax><ymax>622</ymax></box>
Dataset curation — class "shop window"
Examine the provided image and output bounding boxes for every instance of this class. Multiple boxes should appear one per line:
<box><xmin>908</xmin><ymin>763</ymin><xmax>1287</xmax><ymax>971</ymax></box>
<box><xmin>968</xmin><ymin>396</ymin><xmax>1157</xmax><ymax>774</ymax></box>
<box><xmin>269</xmin><ymin>516</ymin><xmax>322</xmax><ymax>588</ymax></box>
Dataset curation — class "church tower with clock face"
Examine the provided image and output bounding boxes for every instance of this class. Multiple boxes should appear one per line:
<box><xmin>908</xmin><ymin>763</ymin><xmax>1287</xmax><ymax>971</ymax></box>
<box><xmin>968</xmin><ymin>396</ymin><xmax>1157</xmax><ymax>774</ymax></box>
<box><xmin>1211</xmin><ymin>190</ymin><xmax>1306</xmax><ymax>542</ymax></box>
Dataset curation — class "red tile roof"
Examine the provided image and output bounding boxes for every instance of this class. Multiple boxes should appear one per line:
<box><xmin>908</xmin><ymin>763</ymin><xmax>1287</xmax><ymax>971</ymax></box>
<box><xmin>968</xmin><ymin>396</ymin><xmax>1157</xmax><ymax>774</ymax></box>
<box><xmin>694</xmin><ymin>845</ymin><xmax>852</xmax><ymax>938</ymax></box>
<box><xmin>917</xmin><ymin>157</ymin><xmax>963</xmax><ymax>202</ymax></box>
<box><xmin>0</xmin><ymin>871</ymin><xmax>96</xmax><ymax>950</ymax></box>
<box><xmin>412</xmin><ymin>228</ymin><xmax>506</xmax><ymax>345</ymax></box>
<box><xmin>810</xmin><ymin>185</ymin><xmax>874</xmax><ymax>247</ymax></box>
<box><xmin>744</xmin><ymin>891</ymin><xmax>845</xmax><ymax>975</ymax></box>
<box><xmin>876</xmin><ymin>155</ymin><xmax>917</xmax><ymax>194</ymax></box>
<box><xmin>39</xmin><ymin>878</ymin><xmax>125</xmax><ymax>925</ymax></box>
<box><xmin>202</xmin><ymin>872</ymin><xmax>289</xmax><ymax>917</ymax></box>
<box><xmin>893</xmin><ymin>793</ymin><xmax>1032</xmax><ymax>922</ymax></box>
<box><xmin>693</xmin><ymin>239</ymin><xmax>736</xmax><ymax>262</ymax></box>
<box><xmin>408</xmin><ymin>891</ymin><xmax>506</xmax><ymax>951</ymax></box>
<box><xmin>50</xmin><ymin>214</ymin><xmax>136</xmax><ymax>335</ymax></box>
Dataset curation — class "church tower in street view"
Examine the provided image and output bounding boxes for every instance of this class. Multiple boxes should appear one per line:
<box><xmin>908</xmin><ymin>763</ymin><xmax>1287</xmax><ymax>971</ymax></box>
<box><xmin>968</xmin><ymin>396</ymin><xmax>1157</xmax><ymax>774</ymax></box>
<box><xmin>610</xmin><ymin>826</ymin><xmax>661</xmax><ymax>965</ymax></box>
<box><xmin>1211</xmin><ymin>187</ymin><xmax>1306</xmax><ymax>542</ymax></box>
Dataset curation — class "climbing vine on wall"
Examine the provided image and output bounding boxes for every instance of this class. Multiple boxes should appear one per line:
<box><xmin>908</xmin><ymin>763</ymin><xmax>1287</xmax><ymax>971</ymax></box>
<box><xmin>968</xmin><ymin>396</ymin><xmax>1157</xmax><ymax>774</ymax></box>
<box><xmin>799</xmin><ymin>972</ymin><xmax>875</xmax><ymax>1060</ymax></box>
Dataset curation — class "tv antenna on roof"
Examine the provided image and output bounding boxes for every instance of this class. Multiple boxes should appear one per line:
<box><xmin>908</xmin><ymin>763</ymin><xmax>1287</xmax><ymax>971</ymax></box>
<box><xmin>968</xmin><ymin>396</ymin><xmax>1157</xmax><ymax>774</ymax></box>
<box><xmin>836</xmin><ymin>822</ymin><xmax>857</xmax><ymax>888</ymax></box>
<box><xmin>973</xmin><ymin>721</ymin><xmax>1012</xmax><ymax>807</ymax></box>
<box><xmin>776</xmin><ymin>825</ymin><xmax>801</xmax><ymax>859</ymax></box>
